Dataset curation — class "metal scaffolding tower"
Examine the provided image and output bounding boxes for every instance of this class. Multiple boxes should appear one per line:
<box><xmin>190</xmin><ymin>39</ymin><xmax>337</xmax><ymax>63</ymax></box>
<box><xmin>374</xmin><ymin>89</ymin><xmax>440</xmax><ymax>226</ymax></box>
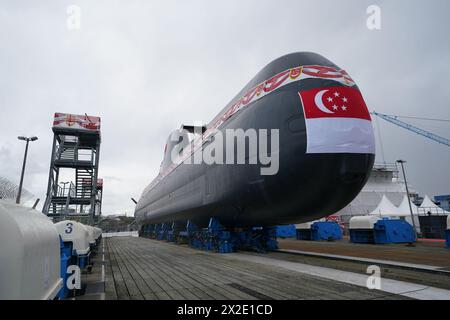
<box><xmin>43</xmin><ymin>112</ymin><xmax>102</xmax><ymax>224</ymax></box>
<box><xmin>372</xmin><ymin>112</ymin><xmax>450</xmax><ymax>147</ymax></box>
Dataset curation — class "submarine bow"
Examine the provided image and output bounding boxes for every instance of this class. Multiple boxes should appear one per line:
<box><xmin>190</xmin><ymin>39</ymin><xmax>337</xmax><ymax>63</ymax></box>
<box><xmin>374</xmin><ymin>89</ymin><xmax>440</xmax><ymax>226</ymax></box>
<box><xmin>135</xmin><ymin>52</ymin><xmax>375</xmax><ymax>228</ymax></box>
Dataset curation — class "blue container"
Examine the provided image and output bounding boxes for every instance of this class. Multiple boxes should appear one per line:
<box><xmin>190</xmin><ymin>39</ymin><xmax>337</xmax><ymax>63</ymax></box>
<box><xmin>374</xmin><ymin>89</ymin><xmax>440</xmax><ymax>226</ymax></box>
<box><xmin>167</xmin><ymin>230</ymin><xmax>175</xmax><ymax>242</ymax></box>
<box><xmin>445</xmin><ymin>230</ymin><xmax>450</xmax><ymax>248</ymax></box>
<box><xmin>78</xmin><ymin>253</ymin><xmax>90</xmax><ymax>269</ymax></box>
<box><xmin>276</xmin><ymin>225</ymin><xmax>296</xmax><ymax>238</ymax></box>
<box><xmin>311</xmin><ymin>222</ymin><xmax>342</xmax><ymax>241</ymax></box>
<box><xmin>349</xmin><ymin>230</ymin><xmax>375</xmax><ymax>243</ymax></box>
<box><xmin>297</xmin><ymin>222</ymin><xmax>342</xmax><ymax>241</ymax></box>
<box><xmin>156</xmin><ymin>223</ymin><xmax>170</xmax><ymax>240</ymax></box>
<box><xmin>216</xmin><ymin>240</ymin><xmax>233</xmax><ymax>253</ymax></box>
<box><xmin>296</xmin><ymin>229</ymin><xmax>313</xmax><ymax>240</ymax></box>
<box><xmin>57</xmin><ymin>237</ymin><xmax>72</xmax><ymax>299</ymax></box>
<box><xmin>373</xmin><ymin>219</ymin><xmax>416</xmax><ymax>244</ymax></box>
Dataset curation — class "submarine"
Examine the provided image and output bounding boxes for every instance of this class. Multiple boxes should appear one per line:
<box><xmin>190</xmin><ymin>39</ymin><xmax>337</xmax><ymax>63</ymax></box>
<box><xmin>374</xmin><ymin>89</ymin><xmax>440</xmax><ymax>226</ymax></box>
<box><xmin>135</xmin><ymin>52</ymin><xmax>375</xmax><ymax>228</ymax></box>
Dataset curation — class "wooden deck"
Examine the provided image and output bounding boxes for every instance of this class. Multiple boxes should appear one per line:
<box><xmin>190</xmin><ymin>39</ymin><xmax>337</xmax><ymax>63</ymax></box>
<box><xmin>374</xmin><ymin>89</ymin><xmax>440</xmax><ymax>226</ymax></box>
<box><xmin>104</xmin><ymin>236</ymin><xmax>409</xmax><ymax>300</ymax></box>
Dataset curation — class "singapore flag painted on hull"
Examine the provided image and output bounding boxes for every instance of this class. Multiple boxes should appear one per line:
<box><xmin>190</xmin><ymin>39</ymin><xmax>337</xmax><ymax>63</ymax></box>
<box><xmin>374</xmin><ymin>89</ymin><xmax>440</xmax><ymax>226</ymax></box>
<box><xmin>299</xmin><ymin>86</ymin><xmax>375</xmax><ymax>154</ymax></box>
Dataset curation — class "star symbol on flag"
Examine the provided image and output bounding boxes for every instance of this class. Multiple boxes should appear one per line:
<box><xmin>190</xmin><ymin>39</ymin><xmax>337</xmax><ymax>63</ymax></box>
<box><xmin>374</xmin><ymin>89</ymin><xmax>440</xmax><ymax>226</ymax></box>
<box><xmin>342</xmin><ymin>97</ymin><xmax>348</xmax><ymax>103</ymax></box>
<box><xmin>334</xmin><ymin>92</ymin><xmax>340</xmax><ymax>97</ymax></box>
<box><xmin>342</xmin><ymin>105</ymin><xmax>347</xmax><ymax>111</ymax></box>
<box><xmin>327</xmin><ymin>97</ymin><xmax>333</xmax><ymax>102</ymax></box>
<box><xmin>332</xmin><ymin>105</ymin><xmax>339</xmax><ymax>110</ymax></box>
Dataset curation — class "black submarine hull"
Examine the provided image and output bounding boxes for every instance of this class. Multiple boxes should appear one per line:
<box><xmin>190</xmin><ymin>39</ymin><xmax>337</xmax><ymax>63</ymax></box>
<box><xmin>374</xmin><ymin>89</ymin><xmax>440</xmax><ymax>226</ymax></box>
<box><xmin>135</xmin><ymin>52</ymin><xmax>375</xmax><ymax>228</ymax></box>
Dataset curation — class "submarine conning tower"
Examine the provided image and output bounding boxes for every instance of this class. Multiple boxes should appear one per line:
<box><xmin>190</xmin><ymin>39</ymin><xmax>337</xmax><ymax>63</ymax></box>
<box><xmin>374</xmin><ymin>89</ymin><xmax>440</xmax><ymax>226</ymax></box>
<box><xmin>136</xmin><ymin>52</ymin><xmax>375</xmax><ymax>252</ymax></box>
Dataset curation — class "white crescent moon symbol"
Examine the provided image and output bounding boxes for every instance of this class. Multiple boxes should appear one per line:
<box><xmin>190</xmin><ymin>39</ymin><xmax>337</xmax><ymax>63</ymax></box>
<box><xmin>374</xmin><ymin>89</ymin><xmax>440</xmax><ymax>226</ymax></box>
<box><xmin>314</xmin><ymin>90</ymin><xmax>334</xmax><ymax>114</ymax></box>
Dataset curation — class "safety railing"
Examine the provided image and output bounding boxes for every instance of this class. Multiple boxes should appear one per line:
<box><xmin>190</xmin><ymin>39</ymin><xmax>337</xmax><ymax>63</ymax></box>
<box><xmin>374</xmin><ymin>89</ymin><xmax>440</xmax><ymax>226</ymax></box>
<box><xmin>417</xmin><ymin>207</ymin><xmax>448</xmax><ymax>216</ymax></box>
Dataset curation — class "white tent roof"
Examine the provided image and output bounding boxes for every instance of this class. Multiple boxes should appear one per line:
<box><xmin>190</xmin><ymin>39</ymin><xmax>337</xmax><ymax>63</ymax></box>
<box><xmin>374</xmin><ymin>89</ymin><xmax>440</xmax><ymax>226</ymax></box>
<box><xmin>420</xmin><ymin>195</ymin><xmax>450</xmax><ymax>214</ymax></box>
<box><xmin>398</xmin><ymin>195</ymin><xmax>420</xmax><ymax>216</ymax></box>
<box><xmin>369</xmin><ymin>195</ymin><xmax>405</xmax><ymax>217</ymax></box>
<box><xmin>420</xmin><ymin>195</ymin><xmax>439</xmax><ymax>208</ymax></box>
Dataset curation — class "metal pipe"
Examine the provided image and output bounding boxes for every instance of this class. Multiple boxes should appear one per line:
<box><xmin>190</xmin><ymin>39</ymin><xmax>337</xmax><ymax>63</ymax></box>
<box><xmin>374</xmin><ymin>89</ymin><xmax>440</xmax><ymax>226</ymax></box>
<box><xmin>16</xmin><ymin>136</ymin><xmax>38</xmax><ymax>204</ymax></box>
<box><xmin>16</xmin><ymin>140</ymin><xmax>30</xmax><ymax>204</ymax></box>
<box><xmin>32</xmin><ymin>198</ymin><xmax>40</xmax><ymax>209</ymax></box>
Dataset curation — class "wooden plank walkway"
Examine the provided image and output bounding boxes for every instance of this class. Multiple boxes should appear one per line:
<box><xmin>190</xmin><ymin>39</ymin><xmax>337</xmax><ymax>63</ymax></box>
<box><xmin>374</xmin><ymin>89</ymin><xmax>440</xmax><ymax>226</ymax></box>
<box><xmin>105</xmin><ymin>237</ymin><xmax>409</xmax><ymax>300</ymax></box>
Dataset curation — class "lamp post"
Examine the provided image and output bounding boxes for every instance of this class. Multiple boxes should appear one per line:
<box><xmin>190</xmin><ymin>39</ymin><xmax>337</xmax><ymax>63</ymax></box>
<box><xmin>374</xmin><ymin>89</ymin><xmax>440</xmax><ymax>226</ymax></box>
<box><xmin>396</xmin><ymin>160</ymin><xmax>418</xmax><ymax>238</ymax></box>
<box><xmin>16</xmin><ymin>136</ymin><xmax>38</xmax><ymax>204</ymax></box>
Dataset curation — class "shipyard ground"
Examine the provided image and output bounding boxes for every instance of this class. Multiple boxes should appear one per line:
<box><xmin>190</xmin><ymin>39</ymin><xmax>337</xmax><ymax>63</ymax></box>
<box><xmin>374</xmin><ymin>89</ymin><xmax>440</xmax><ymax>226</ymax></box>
<box><xmin>278</xmin><ymin>238</ymin><xmax>449</xmax><ymax>268</ymax></box>
<box><xmin>83</xmin><ymin>236</ymin><xmax>450</xmax><ymax>300</ymax></box>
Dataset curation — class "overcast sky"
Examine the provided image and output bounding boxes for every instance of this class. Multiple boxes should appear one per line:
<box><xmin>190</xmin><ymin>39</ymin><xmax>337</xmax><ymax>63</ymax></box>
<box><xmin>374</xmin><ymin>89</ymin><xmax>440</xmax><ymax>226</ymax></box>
<box><xmin>1</xmin><ymin>0</ymin><xmax>449</xmax><ymax>216</ymax></box>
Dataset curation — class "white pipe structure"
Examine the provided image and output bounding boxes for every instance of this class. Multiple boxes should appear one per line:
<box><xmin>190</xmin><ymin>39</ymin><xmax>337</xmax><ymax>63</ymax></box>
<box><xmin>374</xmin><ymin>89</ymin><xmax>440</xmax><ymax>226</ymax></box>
<box><xmin>55</xmin><ymin>220</ymin><xmax>90</xmax><ymax>256</ymax></box>
<box><xmin>0</xmin><ymin>201</ymin><xmax>62</xmax><ymax>300</ymax></box>
<box><xmin>93</xmin><ymin>227</ymin><xmax>102</xmax><ymax>240</ymax></box>
<box><xmin>349</xmin><ymin>216</ymin><xmax>381</xmax><ymax>230</ymax></box>
<box><xmin>83</xmin><ymin>225</ymin><xmax>96</xmax><ymax>247</ymax></box>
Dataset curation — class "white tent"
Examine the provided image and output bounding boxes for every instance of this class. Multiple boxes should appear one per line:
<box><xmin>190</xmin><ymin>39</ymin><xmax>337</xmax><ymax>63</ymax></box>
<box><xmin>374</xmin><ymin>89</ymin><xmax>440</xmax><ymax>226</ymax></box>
<box><xmin>398</xmin><ymin>195</ymin><xmax>419</xmax><ymax>215</ymax></box>
<box><xmin>368</xmin><ymin>194</ymin><xmax>404</xmax><ymax>217</ymax></box>
<box><xmin>420</xmin><ymin>195</ymin><xmax>450</xmax><ymax>215</ymax></box>
<box><xmin>421</xmin><ymin>195</ymin><xmax>437</xmax><ymax>208</ymax></box>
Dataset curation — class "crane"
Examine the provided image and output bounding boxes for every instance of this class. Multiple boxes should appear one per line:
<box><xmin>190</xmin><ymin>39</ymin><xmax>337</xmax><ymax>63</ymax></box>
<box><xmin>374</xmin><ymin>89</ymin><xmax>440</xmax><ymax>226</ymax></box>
<box><xmin>371</xmin><ymin>111</ymin><xmax>450</xmax><ymax>147</ymax></box>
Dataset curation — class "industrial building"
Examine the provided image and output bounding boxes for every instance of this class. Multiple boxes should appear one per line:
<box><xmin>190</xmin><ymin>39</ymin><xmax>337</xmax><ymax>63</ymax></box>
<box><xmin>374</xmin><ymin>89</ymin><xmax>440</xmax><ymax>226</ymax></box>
<box><xmin>434</xmin><ymin>195</ymin><xmax>450</xmax><ymax>211</ymax></box>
